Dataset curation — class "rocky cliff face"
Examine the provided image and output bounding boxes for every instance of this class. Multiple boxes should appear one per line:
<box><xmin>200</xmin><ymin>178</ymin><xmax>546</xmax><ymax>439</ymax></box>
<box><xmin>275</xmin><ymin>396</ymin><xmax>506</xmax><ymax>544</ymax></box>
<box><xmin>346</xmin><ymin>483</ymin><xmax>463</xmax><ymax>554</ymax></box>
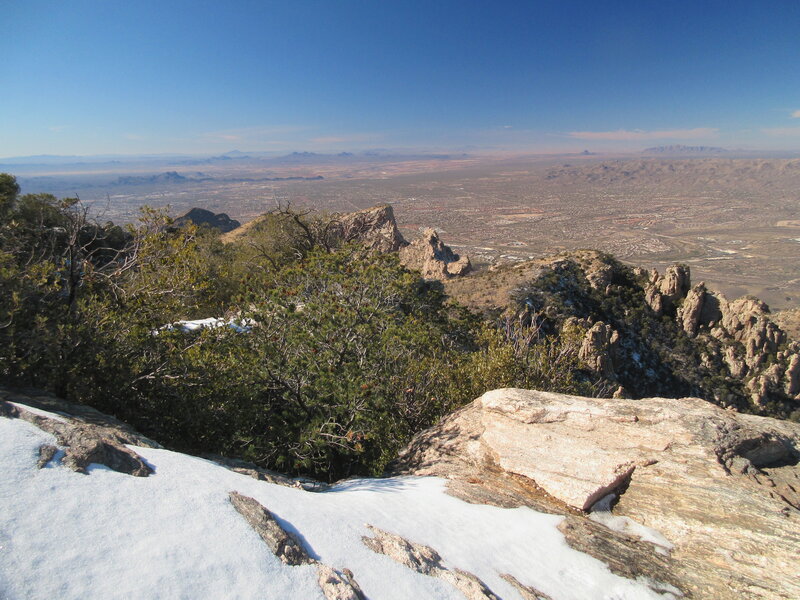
<box><xmin>391</xmin><ymin>387</ymin><xmax>800</xmax><ymax>600</ymax></box>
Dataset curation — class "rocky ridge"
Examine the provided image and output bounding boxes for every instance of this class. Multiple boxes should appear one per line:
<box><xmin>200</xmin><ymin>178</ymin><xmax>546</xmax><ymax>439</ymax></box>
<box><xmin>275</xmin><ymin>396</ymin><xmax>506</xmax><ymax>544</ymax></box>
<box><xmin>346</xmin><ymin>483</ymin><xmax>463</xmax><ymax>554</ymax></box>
<box><xmin>222</xmin><ymin>203</ymin><xmax>471</xmax><ymax>281</ymax></box>
<box><xmin>446</xmin><ymin>249</ymin><xmax>800</xmax><ymax>417</ymax></box>
<box><xmin>642</xmin><ymin>264</ymin><xmax>800</xmax><ymax>410</ymax></box>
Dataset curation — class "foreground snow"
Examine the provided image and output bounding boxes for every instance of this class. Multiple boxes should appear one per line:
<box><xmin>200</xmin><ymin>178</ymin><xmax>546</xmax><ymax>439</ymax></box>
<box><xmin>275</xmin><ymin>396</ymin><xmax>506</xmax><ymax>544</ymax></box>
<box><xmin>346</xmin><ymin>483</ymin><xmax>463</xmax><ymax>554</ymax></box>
<box><xmin>0</xmin><ymin>412</ymin><xmax>678</xmax><ymax>600</ymax></box>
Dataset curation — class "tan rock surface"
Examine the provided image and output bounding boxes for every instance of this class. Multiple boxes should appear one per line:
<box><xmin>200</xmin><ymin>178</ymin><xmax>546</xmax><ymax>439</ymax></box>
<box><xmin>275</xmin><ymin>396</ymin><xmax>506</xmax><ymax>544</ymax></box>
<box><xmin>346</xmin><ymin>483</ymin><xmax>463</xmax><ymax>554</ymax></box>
<box><xmin>391</xmin><ymin>388</ymin><xmax>800</xmax><ymax>600</ymax></box>
<box><xmin>399</xmin><ymin>228</ymin><xmax>471</xmax><ymax>280</ymax></box>
<box><xmin>578</xmin><ymin>321</ymin><xmax>620</xmax><ymax>378</ymax></box>
<box><xmin>333</xmin><ymin>204</ymin><xmax>408</xmax><ymax>253</ymax></box>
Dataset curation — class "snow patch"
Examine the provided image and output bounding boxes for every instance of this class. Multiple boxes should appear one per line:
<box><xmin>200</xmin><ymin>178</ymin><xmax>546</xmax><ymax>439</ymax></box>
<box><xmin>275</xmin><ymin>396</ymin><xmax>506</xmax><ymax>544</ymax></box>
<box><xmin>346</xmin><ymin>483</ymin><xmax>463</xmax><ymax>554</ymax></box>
<box><xmin>159</xmin><ymin>317</ymin><xmax>253</xmax><ymax>333</ymax></box>
<box><xmin>590</xmin><ymin>494</ymin><xmax>674</xmax><ymax>554</ymax></box>
<box><xmin>1</xmin><ymin>415</ymin><xmax>680</xmax><ymax>600</ymax></box>
<box><xmin>7</xmin><ymin>402</ymin><xmax>68</xmax><ymax>422</ymax></box>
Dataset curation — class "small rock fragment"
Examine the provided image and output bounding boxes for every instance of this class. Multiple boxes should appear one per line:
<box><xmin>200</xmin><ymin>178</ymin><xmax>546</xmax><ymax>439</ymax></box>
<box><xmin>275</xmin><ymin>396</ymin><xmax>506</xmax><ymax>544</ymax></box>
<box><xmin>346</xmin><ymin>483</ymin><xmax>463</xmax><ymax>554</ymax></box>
<box><xmin>362</xmin><ymin>525</ymin><xmax>499</xmax><ymax>600</ymax></box>
<box><xmin>37</xmin><ymin>444</ymin><xmax>58</xmax><ymax>468</ymax></box>
<box><xmin>500</xmin><ymin>573</ymin><xmax>553</xmax><ymax>600</ymax></box>
<box><xmin>228</xmin><ymin>491</ymin><xmax>312</xmax><ymax>566</ymax></box>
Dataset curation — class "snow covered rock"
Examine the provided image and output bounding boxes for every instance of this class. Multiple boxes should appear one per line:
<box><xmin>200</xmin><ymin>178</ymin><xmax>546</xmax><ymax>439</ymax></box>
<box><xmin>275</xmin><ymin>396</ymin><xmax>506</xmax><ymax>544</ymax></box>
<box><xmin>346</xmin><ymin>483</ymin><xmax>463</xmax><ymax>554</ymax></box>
<box><xmin>229</xmin><ymin>491</ymin><xmax>366</xmax><ymax>599</ymax></box>
<box><xmin>391</xmin><ymin>388</ymin><xmax>800</xmax><ymax>600</ymax></box>
<box><xmin>160</xmin><ymin>316</ymin><xmax>253</xmax><ymax>333</ymax></box>
<box><xmin>0</xmin><ymin>392</ymin><xmax>157</xmax><ymax>476</ymax></box>
<box><xmin>362</xmin><ymin>525</ymin><xmax>499</xmax><ymax>600</ymax></box>
<box><xmin>229</xmin><ymin>491</ymin><xmax>315</xmax><ymax>566</ymax></box>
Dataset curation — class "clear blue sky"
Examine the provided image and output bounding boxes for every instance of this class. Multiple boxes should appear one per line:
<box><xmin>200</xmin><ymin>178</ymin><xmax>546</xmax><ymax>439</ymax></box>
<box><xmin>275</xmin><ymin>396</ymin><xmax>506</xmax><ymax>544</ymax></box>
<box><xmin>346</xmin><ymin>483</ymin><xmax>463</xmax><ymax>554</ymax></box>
<box><xmin>2</xmin><ymin>0</ymin><xmax>800</xmax><ymax>157</ymax></box>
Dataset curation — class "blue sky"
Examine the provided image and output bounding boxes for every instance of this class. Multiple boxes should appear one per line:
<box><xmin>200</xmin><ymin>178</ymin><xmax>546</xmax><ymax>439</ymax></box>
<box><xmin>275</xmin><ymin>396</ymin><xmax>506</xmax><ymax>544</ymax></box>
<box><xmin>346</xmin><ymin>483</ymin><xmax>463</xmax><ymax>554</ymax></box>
<box><xmin>2</xmin><ymin>0</ymin><xmax>800</xmax><ymax>157</ymax></box>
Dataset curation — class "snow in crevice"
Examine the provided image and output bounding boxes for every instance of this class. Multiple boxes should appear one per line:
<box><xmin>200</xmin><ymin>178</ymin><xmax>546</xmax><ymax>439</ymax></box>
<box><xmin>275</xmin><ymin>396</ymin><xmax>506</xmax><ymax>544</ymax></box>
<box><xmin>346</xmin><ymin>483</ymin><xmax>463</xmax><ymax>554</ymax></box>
<box><xmin>1</xmin><ymin>410</ymin><xmax>680</xmax><ymax>600</ymax></box>
<box><xmin>589</xmin><ymin>493</ymin><xmax>675</xmax><ymax>553</ymax></box>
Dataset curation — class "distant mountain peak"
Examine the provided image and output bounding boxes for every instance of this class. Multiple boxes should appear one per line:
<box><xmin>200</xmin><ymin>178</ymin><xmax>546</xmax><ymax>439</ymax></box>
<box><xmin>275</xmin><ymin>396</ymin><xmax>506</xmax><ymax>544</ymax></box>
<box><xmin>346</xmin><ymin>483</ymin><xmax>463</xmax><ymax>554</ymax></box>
<box><xmin>173</xmin><ymin>208</ymin><xmax>241</xmax><ymax>233</ymax></box>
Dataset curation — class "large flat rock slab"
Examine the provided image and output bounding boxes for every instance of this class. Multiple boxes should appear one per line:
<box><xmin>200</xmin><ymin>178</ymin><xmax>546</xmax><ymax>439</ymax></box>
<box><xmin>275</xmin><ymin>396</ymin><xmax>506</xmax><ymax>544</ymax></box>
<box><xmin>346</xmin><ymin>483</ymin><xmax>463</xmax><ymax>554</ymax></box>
<box><xmin>391</xmin><ymin>388</ymin><xmax>800</xmax><ymax>599</ymax></box>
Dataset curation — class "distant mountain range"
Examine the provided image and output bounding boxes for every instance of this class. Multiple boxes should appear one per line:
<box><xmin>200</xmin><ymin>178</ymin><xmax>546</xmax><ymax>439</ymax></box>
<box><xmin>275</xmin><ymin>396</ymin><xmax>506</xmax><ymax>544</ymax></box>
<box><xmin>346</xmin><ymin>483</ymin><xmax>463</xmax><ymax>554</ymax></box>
<box><xmin>642</xmin><ymin>145</ymin><xmax>728</xmax><ymax>155</ymax></box>
<box><xmin>544</xmin><ymin>157</ymin><xmax>800</xmax><ymax>188</ymax></box>
<box><xmin>111</xmin><ymin>171</ymin><xmax>324</xmax><ymax>186</ymax></box>
<box><xmin>0</xmin><ymin>150</ymin><xmax>472</xmax><ymax>167</ymax></box>
<box><xmin>113</xmin><ymin>171</ymin><xmax>194</xmax><ymax>185</ymax></box>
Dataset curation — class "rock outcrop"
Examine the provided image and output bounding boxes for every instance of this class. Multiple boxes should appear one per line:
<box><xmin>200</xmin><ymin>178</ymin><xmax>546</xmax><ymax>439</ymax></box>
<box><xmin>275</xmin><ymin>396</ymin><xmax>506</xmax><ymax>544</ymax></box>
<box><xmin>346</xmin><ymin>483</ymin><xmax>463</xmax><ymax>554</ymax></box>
<box><xmin>0</xmin><ymin>386</ymin><xmax>158</xmax><ymax>476</ymax></box>
<box><xmin>228</xmin><ymin>491</ymin><xmax>365</xmax><ymax>599</ymax></box>
<box><xmin>657</xmin><ymin>264</ymin><xmax>691</xmax><ymax>304</ymax></box>
<box><xmin>333</xmin><ymin>204</ymin><xmax>408</xmax><ymax>253</ymax></box>
<box><xmin>578</xmin><ymin>321</ymin><xmax>620</xmax><ymax>378</ymax></box>
<box><xmin>391</xmin><ymin>388</ymin><xmax>800</xmax><ymax>600</ymax></box>
<box><xmin>331</xmin><ymin>206</ymin><xmax>472</xmax><ymax>280</ymax></box>
<box><xmin>647</xmin><ymin>266</ymin><xmax>799</xmax><ymax>407</ymax></box>
<box><xmin>174</xmin><ymin>207</ymin><xmax>241</xmax><ymax>233</ymax></box>
<box><xmin>399</xmin><ymin>228</ymin><xmax>471</xmax><ymax>280</ymax></box>
<box><xmin>642</xmin><ymin>264</ymin><xmax>691</xmax><ymax>314</ymax></box>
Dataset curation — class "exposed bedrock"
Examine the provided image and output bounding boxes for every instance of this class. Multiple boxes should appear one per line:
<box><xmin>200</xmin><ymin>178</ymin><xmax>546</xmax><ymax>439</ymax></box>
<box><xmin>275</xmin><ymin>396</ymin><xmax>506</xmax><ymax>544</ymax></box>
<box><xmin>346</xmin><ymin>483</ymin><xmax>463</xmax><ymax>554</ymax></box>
<box><xmin>399</xmin><ymin>227</ymin><xmax>471</xmax><ymax>280</ymax></box>
<box><xmin>390</xmin><ymin>387</ymin><xmax>800</xmax><ymax>600</ymax></box>
<box><xmin>0</xmin><ymin>387</ymin><xmax>158</xmax><ymax>477</ymax></box>
<box><xmin>333</xmin><ymin>204</ymin><xmax>408</xmax><ymax>253</ymax></box>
